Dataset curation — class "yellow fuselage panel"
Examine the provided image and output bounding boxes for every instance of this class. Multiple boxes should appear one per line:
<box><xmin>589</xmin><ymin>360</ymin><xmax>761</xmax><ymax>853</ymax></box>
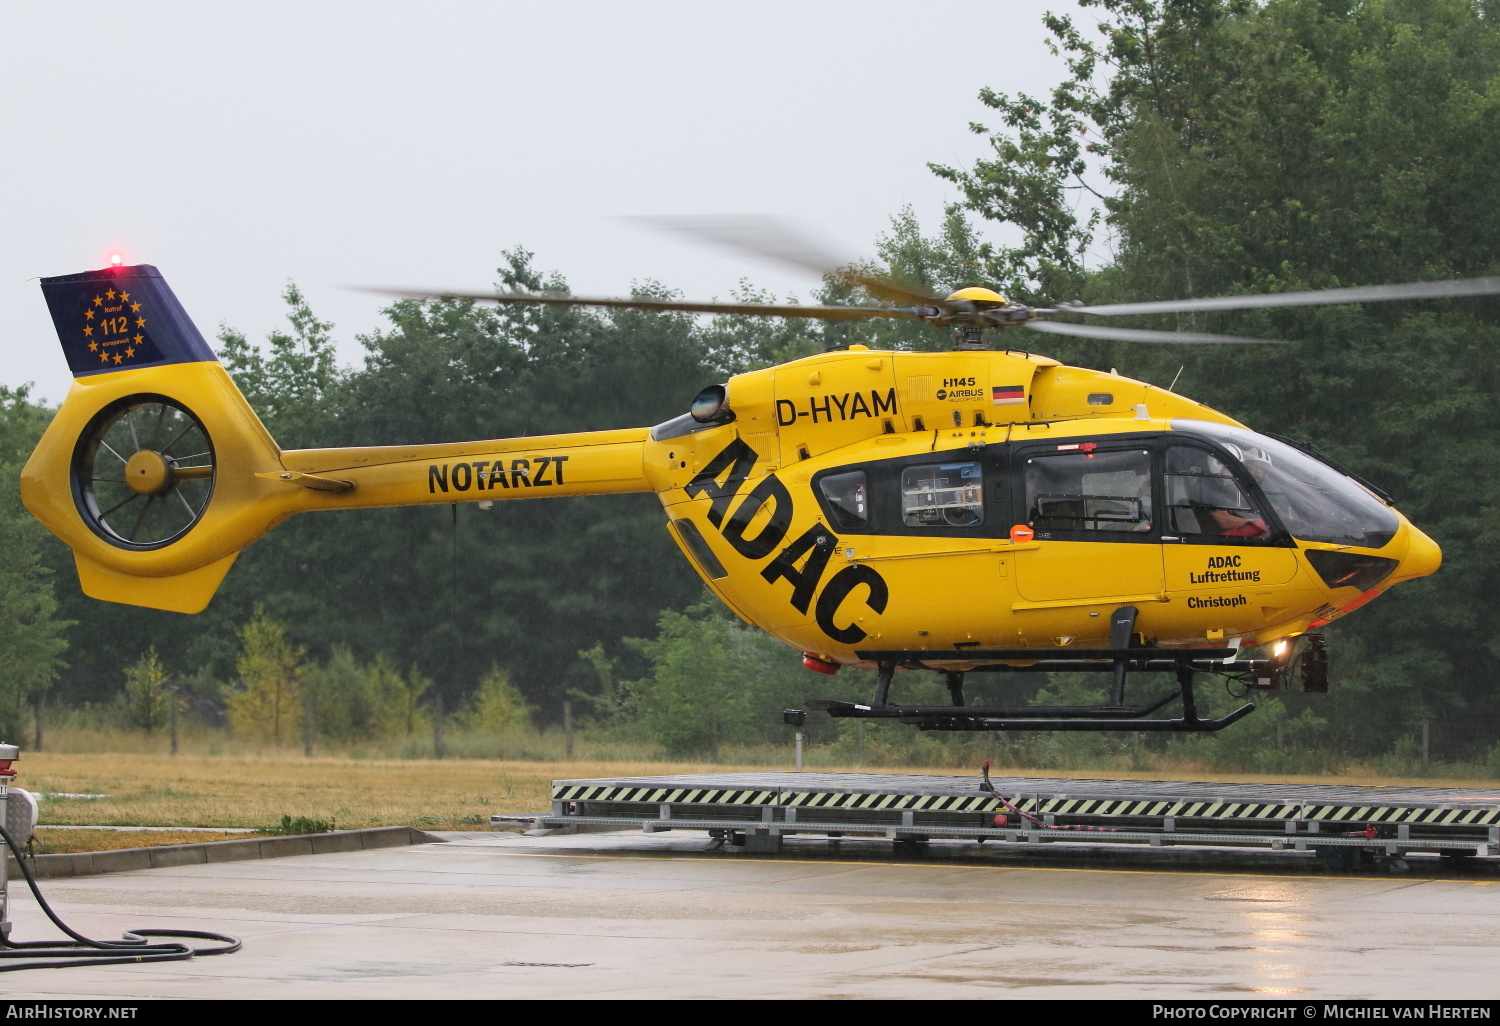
<box><xmin>642</xmin><ymin>375</ymin><xmax>1435</xmax><ymax>666</ymax></box>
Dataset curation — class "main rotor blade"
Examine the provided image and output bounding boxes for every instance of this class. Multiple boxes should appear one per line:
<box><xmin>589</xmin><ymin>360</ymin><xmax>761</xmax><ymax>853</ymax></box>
<box><xmin>366</xmin><ymin>287</ymin><xmax>924</xmax><ymax>322</ymax></box>
<box><xmin>1071</xmin><ymin>276</ymin><xmax>1500</xmax><ymax>316</ymax></box>
<box><xmin>623</xmin><ymin>214</ymin><xmax>944</xmax><ymax>306</ymax></box>
<box><xmin>1025</xmin><ymin>320</ymin><xmax>1281</xmax><ymax>344</ymax></box>
<box><xmin>623</xmin><ymin>214</ymin><xmax>842</xmax><ymax>278</ymax></box>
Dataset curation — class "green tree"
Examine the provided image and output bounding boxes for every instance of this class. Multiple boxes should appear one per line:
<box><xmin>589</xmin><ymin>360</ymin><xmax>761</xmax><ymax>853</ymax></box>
<box><xmin>226</xmin><ymin>607</ymin><xmax>305</xmax><ymax>742</ymax></box>
<box><xmin>467</xmin><ymin>665</ymin><xmax>531</xmax><ymax>732</ymax></box>
<box><xmin>218</xmin><ymin>280</ymin><xmax>345</xmax><ymax>448</ymax></box>
<box><xmin>302</xmin><ymin>645</ymin><xmax>408</xmax><ymax>741</ymax></box>
<box><xmin>699</xmin><ymin>282</ymin><xmax>826</xmax><ymax>373</ymax></box>
<box><xmin>625</xmin><ymin>607</ymin><xmax>756</xmax><ymax>758</ymax></box>
<box><xmin>400</xmin><ymin>664</ymin><xmax>431</xmax><ymax>738</ymax></box>
<box><xmin>624</xmin><ymin>604</ymin><xmax>842</xmax><ymax>757</ymax></box>
<box><xmin>0</xmin><ymin>385</ymin><xmax>68</xmax><ymax>739</ymax></box>
<box><xmin>123</xmin><ymin>647</ymin><xmax>170</xmax><ymax>732</ymax></box>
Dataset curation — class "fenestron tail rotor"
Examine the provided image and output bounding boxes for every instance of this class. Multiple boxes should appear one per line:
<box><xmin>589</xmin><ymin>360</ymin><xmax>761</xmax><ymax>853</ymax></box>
<box><xmin>73</xmin><ymin>395</ymin><xmax>216</xmax><ymax>550</ymax></box>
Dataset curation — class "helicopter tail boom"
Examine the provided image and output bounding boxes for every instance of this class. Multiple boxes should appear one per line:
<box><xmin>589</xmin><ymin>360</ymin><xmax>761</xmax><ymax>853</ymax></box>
<box><xmin>278</xmin><ymin>429</ymin><xmax>650</xmax><ymax>510</ymax></box>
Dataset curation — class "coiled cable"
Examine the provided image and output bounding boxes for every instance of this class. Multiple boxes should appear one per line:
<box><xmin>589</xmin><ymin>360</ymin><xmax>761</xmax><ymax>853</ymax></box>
<box><xmin>0</xmin><ymin>820</ymin><xmax>241</xmax><ymax>972</ymax></box>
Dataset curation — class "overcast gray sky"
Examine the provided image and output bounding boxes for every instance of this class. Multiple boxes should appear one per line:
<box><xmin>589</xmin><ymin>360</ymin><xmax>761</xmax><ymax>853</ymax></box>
<box><xmin>2</xmin><ymin>1</ymin><xmax>1070</xmax><ymax>403</ymax></box>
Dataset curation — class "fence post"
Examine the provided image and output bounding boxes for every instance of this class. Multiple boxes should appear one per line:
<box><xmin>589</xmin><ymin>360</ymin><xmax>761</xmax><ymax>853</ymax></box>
<box><xmin>31</xmin><ymin>691</ymin><xmax>44</xmax><ymax>753</ymax></box>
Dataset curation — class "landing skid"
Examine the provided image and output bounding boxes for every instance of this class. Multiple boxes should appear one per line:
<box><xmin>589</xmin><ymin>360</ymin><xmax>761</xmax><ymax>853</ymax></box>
<box><xmin>801</xmin><ymin>606</ymin><xmax>1263</xmax><ymax>733</ymax></box>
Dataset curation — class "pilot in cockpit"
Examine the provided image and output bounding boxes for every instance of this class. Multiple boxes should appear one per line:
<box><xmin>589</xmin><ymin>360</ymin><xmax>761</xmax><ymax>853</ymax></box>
<box><xmin>1166</xmin><ymin>442</ymin><xmax>1270</xmax><ymax>540</ymax></box>
<box><xmin>1206</xmin><ymin>445</ymin><xmax>1272</xmax><ymax>538</ymax></box>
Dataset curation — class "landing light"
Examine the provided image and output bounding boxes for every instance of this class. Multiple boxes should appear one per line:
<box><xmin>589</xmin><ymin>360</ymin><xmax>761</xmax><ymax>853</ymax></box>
<box><xmin>689</xmin><ymin>384</ymin><xmax>731</xmax><ymax>424</ymax></box>
<box><xmin>1273</xmin><ymin>640</ymin><xmax>1288</xmax><ymax>658</ymax></box>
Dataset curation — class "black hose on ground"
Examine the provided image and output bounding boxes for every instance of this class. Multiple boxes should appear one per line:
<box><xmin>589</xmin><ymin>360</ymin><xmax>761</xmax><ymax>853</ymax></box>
<box><xmin>0</xmin><ymin>821</ymin><xmax>241</xmax><ymax>972</ymax></box>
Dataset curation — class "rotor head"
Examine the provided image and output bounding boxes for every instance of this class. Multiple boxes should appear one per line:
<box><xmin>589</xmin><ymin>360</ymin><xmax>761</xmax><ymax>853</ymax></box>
<box><xmin>945</xmin><ymin>286</ymin><xmax>1007</xmax><ymax>305</ymax></box>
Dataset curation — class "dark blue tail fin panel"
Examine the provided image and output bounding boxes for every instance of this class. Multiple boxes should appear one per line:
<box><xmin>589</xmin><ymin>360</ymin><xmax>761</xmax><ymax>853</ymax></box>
<box><xmin>40</xmin><ymin>264</ymin><xmax>217</xmax><ymax>377</ymax></box>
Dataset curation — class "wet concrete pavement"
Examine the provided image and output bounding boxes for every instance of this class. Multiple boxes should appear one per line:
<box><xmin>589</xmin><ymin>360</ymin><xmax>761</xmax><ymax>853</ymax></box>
<box><xmin>3</xmin><ymin>830</ymin><xmax>1497</xmax><ymax>999</ymax></box>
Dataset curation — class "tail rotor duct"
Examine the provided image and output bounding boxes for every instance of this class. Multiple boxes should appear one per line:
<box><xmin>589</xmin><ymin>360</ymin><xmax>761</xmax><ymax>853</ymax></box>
<box><xmin>72</xmin><ymin>395</ymin><xmax>216</xmax><ymax>550</ymax></box>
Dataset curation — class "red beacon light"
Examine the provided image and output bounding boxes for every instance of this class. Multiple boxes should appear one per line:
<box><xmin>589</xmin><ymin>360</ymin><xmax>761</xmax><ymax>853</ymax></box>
<box><xmin>110</xmin><ymin>254</ymin><xmax>123</xmax><ymax>266</ymax></box>
<box><xmin>801</xmin><ymin>652</ymin><xmax>839</xmax><ymax>675</ymax></box>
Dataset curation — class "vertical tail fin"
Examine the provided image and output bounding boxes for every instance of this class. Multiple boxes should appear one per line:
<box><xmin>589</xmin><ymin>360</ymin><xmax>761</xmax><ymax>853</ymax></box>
<box><xmin>23</xmin><ymin>264</ymin><xmax>286</xmax><ymax>613</ymax></box>
<box><xmin>40</xmin><ymin>264</ymin><xmax>219</xmax><ymax>377</ymax></box>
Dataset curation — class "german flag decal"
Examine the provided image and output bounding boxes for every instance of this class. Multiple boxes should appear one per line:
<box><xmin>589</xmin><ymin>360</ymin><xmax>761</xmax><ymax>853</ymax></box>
<box><xmin>992</xmin><ymin>384</ymin><xmax>1026</xmax><ymax>406</ymax></box>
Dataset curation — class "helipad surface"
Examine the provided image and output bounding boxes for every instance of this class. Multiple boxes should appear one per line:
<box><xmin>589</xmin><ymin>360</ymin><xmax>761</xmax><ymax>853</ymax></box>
<box><xmin>3</xmin><ymin>830</ymin><xmax>1498</xmax><ymax>999</ymax></box>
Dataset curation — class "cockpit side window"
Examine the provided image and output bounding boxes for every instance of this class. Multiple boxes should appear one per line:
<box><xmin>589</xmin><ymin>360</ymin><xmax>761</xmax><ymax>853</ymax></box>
<box><xmin>1171</xmin><ymin>420</ymin><xmax>1398</xmax><ymax>548</ymax></box>
<box><xmin>1024</xmin><ymin>448</ymin><xmax>1152</xmax><ymax>536</ymax></box>
<box><xmin>817</xmin><ymin>470</ymin><xmax>868</xmax><ymax>530</ymax></box>
<box><xmin>1164</xmin><ymin>446</ymin><xmax>1271</xmax><ymax>543</ymax></box>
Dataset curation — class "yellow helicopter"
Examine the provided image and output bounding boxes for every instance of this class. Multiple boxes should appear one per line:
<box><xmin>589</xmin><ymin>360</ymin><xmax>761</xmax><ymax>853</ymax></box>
<box><xmin>22</xmin><ymin>243</ymin><xmax>1476</xmax><ymax>733</ymax></box>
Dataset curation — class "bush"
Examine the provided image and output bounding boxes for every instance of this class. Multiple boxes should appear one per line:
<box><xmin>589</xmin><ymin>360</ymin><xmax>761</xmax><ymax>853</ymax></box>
<box><xmin>263</xmin><ymin>814</ymin><xmax>334</xmax><ymax>835</ymax></box>
<box><xmin>304</xmin><ymin>646</ymin><xmax>408</xmax><ymax>741</ymax></box>
<box><xmin>466</xmin><ymin>666</ymin><xmax>531</xmax><ymax>733</ymax></box>
<box><xmin>622</xmin><ymin>604</ymin><xmax>851</xmax><ymax>758</ymax></box>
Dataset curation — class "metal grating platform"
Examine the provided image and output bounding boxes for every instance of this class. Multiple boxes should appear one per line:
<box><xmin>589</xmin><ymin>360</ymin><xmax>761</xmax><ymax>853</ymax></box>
<box><xmin>499</xmin><ymin>772</ymin><xmax>1500</xmax><ymax>861</ymax></box>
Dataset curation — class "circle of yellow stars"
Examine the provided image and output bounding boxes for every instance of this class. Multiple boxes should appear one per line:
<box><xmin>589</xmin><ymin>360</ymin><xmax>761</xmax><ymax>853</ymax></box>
<box><xmin>81</xmin><ymin>286</ymin><xmax>147</xmax><ymax>365</ymax></box>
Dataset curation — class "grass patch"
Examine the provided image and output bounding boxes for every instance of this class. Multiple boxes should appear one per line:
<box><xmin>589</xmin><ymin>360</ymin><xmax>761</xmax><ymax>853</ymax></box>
<box><xmin>12</xmin><ymin>743</ymin><xmax>1496</xmax><ymax>835</ymax></box>
<box><xmin>17</xmin><ymin>751</ymin><xmax>762</xmax><ymax>830</ymax></box>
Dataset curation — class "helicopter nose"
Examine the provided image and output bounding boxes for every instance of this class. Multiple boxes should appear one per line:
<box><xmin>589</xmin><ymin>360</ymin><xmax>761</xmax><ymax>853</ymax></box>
<box><xmin>1396</xmin><ymin>525</ymin><xmax>1442</xmax><ymax>582</ymax></box>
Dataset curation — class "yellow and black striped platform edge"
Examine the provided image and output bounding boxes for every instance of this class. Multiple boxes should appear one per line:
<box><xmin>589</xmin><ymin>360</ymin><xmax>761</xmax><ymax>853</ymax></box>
<box><xmin>552</xmin><ymin>784</ymin><xmax>778</xmax><ymax>805</ymax></box>
<box><xmin>552</xmin><ymin>785</ymin><xmax>1500</xmax><ymax>825</ymax></box>
<box><xmin>1020</xmin><ymin>797</ymin><xmax>1500</xmax><ymax>825</ymax></box>
<box><xmin>782</xmin><ymin>791</ymin><xmax>995</xmax><ymax>812</ymax></box>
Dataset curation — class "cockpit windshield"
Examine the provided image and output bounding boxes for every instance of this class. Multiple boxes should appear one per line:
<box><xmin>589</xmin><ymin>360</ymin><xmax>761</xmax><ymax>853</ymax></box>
<box><xmin>1172</xmin><ymin>420</ymin><xmax>1398</xmax><ymax>548</ymax></box>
